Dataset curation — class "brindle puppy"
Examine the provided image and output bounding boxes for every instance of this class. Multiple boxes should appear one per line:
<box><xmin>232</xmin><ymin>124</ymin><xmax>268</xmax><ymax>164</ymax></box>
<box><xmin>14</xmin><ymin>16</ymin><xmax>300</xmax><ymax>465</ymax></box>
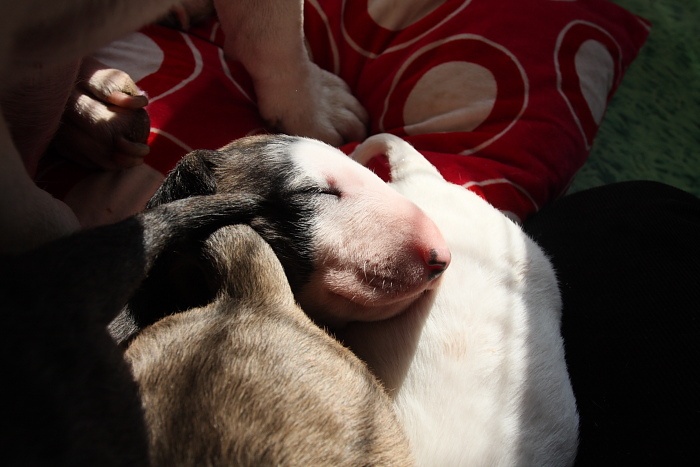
<box><xmin>126</xmin><ymin>224</ymin><xmax>413</xmax><ymax>466</ymax></box>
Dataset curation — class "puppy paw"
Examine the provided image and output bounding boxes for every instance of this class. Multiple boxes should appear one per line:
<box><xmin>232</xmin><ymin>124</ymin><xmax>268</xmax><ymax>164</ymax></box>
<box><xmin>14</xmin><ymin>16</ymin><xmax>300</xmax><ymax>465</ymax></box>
<box><xmin>51</xmin><ymin>56</ymin><xmax>150</xmax><ymax>170</ymax></box>
<box><xmin>255</xmin><ymin>62</ymin><xmax>368</xmax><ymax>147</ymax></box>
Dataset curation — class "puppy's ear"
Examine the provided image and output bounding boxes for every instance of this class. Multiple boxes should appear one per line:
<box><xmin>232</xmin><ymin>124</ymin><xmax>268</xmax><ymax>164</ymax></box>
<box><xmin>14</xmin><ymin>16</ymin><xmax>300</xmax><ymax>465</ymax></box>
<box><xmin>147</xmin><ymin>149</ymin><xmax>219</xmax><ymax>208</ymax></box>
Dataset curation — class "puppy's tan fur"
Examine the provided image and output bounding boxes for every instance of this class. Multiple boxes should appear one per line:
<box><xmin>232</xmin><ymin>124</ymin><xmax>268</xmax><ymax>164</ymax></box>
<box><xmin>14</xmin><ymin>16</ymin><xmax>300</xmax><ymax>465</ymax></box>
<box><xmin>126</xmin><ymin>225</ymin><xmax>413</xmax><ymax>466</ymax></box>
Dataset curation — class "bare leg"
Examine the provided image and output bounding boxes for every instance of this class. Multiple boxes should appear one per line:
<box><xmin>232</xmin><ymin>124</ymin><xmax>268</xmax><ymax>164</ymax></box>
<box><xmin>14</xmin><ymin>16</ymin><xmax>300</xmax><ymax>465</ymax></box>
<box><xmin>0</xmin><ymin>114</ymin><xmax>80</xmax><ymax>254</ymax></box>
<box><xmin>0</xmin><ymin>0</ymin><xmax>180</xmax><ymax>252</ymax></box>
<box><xmin>0</xmin><ymin>1</ymin><xmax>182</xmax><ymax>72</ymax></box>
<box><xmin>0</xmin><ymin>60</ymin><xmax>80</xmax><ymax>177</ymax></box>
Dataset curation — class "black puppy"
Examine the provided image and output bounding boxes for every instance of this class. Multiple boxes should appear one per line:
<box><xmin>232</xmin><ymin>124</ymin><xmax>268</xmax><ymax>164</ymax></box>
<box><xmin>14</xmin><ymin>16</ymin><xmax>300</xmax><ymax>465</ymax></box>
<box><xmin>0</xmin><ymin>193</ymin><xmax>260</xmax><ymax>466</ymax></box>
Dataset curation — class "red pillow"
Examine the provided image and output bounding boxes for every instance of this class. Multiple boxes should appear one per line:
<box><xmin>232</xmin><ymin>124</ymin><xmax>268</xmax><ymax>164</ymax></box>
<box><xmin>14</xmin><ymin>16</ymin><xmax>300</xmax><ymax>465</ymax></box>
<box><xmin>38</xmin><ymin>0</ymin><xmax>650</xmax><ymax>222</ymax></box>
<box><xmin>306</xmin><ymin>0</ymin><xmax>650</xmax><ymax>220</ymax></box>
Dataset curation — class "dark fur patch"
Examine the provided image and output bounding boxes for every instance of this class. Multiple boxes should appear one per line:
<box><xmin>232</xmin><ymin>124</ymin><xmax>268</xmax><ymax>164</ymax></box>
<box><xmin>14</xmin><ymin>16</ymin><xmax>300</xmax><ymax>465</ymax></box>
<box><xmin>147</xmin><ymin>149</ymin><xmax>219</xmax><ymax>206</ymax></box>
<box><xmin>127</xmin><ymin>136</ymin><xmax>322</xmax><ymax>336</ymax></box>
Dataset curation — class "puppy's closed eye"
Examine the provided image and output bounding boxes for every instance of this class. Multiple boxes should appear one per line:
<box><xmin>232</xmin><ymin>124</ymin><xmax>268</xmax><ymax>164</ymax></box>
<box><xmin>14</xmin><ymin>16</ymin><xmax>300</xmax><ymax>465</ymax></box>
<box><xmin>289</xmin><ymin>186</ymin><xmax>341</xmax><ymax>199</ymax></box>
<box><xmin>318</xmin><ymin>186</ymin><xmax>341</xmax><ymax>198</ymax></box>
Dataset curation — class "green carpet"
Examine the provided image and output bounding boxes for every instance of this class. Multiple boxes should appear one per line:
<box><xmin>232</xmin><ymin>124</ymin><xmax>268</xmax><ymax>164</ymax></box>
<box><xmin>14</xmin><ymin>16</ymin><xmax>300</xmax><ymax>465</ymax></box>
<box><xmin>569</xmin><ymin>0</ymin><xmax>700</xmax><ymax>197</ymax></box>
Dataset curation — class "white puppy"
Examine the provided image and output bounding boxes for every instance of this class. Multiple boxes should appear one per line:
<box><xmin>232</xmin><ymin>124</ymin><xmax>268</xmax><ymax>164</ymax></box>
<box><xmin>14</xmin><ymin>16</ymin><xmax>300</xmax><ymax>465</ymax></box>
<box><xmin>0</xmin><ymin>0</ymin><xmax>366</xmax><ymax>254</ymax></box>
<box><xmin>342</xmin><ymin>134</ymin><xmax>579</xmax><ymax>465</ymax></box>
<box><xmin>114</xmin><ymin>134</ymin><xmax>452</xmax><ymax>342</ymax></box>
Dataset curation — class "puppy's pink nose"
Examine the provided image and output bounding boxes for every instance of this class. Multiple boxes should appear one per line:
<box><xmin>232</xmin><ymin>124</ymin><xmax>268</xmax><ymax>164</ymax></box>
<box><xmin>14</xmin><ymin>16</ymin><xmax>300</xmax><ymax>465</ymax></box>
<box><xmin>425</xmin><ymin>246</ymin><xmax>451</xmax><ymax>279</ymax></box>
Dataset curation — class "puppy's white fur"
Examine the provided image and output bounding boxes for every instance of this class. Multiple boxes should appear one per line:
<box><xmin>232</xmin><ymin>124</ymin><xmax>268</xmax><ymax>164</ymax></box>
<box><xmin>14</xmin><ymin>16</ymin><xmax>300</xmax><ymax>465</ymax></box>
<box><xmin>342</xmin><ymin>134</ymin><xmax>579</xmax><ymax>465</ymax></box>
<box><xmin>284</xmin><ymin>138</ymin><xmax>451</xmax><ymax>325</ymax></box>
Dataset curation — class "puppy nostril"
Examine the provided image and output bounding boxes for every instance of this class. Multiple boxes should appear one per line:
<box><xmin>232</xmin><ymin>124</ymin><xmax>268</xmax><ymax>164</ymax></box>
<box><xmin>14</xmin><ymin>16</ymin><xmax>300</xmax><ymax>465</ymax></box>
<box><xmin>425</xmin><ymin>247</ymin><xmax>451</xmax><ymax>279</ymax></box>
<box><xmin>428</xmin><ymin>269</ymin><xmax>445</xmax><ymax>280</ymax></box>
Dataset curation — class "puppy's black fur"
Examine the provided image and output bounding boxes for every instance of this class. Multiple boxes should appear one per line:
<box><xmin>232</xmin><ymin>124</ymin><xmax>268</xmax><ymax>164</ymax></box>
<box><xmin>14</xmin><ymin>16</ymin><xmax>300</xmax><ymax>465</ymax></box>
<box><xmin>117</xmin><ymin>135</ymin><xmax>330</xmax><ymax>344</ymax></box>
<box><xmin>0</xmin><ymin>193</ymin><xmax>261</xmax><ymax>466</ymax></box>
<box><xmin>148</xmin><ymin>137</ymin><xmax>318</xmax><ymax>291</ymax></box>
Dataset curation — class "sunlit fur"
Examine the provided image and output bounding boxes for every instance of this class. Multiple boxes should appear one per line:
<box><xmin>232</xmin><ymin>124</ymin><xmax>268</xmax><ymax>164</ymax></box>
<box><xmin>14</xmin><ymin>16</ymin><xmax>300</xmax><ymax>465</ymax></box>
<box><xmin>126</xmin><ymin>225</ymin><xmax>413</xmax><ymax>466</ymax></box>
<box><xmin>342</xmin><ymin>134</ymin><xmax>579</xmax><ymax>465</ymax></box>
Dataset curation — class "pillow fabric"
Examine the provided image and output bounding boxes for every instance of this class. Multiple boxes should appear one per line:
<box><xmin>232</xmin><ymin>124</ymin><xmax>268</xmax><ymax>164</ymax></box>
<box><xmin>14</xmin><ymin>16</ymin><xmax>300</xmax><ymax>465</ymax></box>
<box><xmin>308</xmin><ymin>0</ymin><xmax>650</xmax><ymax>220</ymax></box>
<box><xmin>37</xmin><ymin>0</ymin><xmax>650</xmax><ymax>222</ymax></box>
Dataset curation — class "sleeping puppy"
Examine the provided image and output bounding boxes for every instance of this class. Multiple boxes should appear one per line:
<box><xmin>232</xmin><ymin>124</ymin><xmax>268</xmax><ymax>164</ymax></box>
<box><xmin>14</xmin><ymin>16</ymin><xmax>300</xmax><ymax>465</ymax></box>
<box><xmin>340</xmin><ymin>134</ymin><xmax>580</xmax><ymax>465</ymax></box>
<box><xmin>125</xmin><ymin>224</ymin><xmax>413</xmax><ymax>466</ymax></box>
<box><xmin>0</xmin><ymin>193</ymin><xmax>262</xmax><ymax>466</ymax></box>
<box><xmin>0</xmin><ymin>0</ymin><xmax>367</xmax><ymax>254</ymax></box>
<box><xmin>112</xmin><ymin>134</ymin><xmax>451</xmax><ymax>343</ymax></box>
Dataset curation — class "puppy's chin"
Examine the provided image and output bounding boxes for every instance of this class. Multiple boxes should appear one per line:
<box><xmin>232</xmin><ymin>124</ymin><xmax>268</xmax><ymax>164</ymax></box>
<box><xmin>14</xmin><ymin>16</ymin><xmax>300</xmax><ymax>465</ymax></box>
<box><xmin>297</xmin><ymin>272</ymin><xmax>443</xmax><ymax>328</ymax></box>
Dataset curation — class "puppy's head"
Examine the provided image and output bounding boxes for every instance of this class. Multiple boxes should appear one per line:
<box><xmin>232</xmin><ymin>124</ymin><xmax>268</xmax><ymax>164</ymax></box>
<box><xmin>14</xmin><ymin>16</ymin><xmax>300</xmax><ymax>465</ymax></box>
<box><xmin>351</xmin><ymin>134</ymin><xmax>561</xmax><ymax>310</ymax></box>
<box><xmin>148</xmin><ymin>134</ymin><xmax>451</xmax><ymax>327</ymax></box>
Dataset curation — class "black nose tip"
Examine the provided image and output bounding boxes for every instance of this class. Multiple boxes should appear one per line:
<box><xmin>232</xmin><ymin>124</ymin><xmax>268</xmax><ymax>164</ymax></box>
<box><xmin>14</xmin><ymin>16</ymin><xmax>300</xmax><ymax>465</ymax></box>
<box><xmin>427</xmin><ymin>248</ymin><xmax>449</xmax><ymax>280</ymax></box>
<box><xmin>429</xmin><ymin>263</ymin><xmax>448</xmax><ymax>278</ymax></box>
